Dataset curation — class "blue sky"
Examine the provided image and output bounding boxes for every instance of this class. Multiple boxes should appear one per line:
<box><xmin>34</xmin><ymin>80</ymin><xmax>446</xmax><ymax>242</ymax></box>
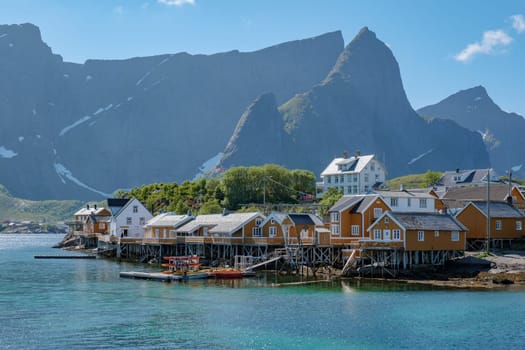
<box><xmin>1</xmin><ymin>0</ymin><xmax>524</xmax><ymax>115</ymax></box>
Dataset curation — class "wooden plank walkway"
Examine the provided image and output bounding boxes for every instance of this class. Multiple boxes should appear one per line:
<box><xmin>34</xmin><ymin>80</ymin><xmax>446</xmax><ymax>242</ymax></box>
<box><xmin>34</xmin><ymin>255</ymin><xmax>96</xmax><ymax>259</ymax></box>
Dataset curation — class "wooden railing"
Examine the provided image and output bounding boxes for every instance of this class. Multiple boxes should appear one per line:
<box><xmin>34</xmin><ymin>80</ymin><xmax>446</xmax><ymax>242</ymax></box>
<box><xmin>359</xmin><ymin>239</ymin><xmax>404</xmax><ymax>249</ymax></box>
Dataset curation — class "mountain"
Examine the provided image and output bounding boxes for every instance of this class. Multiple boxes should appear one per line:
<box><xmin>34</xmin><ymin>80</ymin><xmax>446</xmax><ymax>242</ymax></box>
<box><xmin>0</xmin><ymin>184</ymin><xmax>81</xmax><ymax>222</ymax></box>
<box><xmin>418</xmin><ymin>86</ymin><xmax>525</xmax><ymax>177</ymax></box>
<box><xmin>0</xmin><ymin>23</ymin><xmax>344</xmax><ymax>200</ymax></box>
<box><xmin>218</xmin><ymin>27</ymin><xmax>490</xmax><ymax>177</ymax></box>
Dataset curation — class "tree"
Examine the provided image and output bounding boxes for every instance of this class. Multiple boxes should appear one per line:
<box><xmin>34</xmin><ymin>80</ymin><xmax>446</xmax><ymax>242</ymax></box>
<box><xmin>422</xmin><ymin>170</ymin><xmax>442</xmax><ymax>188</ymax></box>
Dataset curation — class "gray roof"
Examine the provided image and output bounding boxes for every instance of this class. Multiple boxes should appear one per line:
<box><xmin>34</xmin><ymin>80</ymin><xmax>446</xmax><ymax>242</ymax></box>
<box><xmin>329</xmin><ymin>195</ymin><xmax>365</xmax><ymax>213</ymax></box>
<box><xmin>469</xmin><ymin>201</ymin><xmax>525</xmax><ymax>218</ymax></box>
<box><xmin>176</xmin><ymin>212</ymin><xmax>262</xmax><ymax>234</ymax></box>
<box><xmin>288</xmin><ymin>213</ymin><xmax>324</xmax><ymax>226</ymax></box>
<box><xmin>388</xmin><ymin>212</ymin><xmax>467</xmax><ymax>231</ymax></box>
<box><xmin>374</xmin><ymin>189</ymin><xmax>434</xmax><ymax>199</ymax></box>
<box><xmin>437</xmin><ymin>168</ymin><xmax>500</xmax><ymax>188</ymax></box>
<box><xmin>145</xmin><ymin>213</ymin><xmax>193</xmax><ymax>228</ymax></box>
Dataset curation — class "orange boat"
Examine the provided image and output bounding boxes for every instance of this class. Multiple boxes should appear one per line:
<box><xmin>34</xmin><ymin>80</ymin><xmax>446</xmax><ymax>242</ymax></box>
<box><xmin>212</xmin><ymin>269</ymin><xmax>244</xmax><ymax>279</ymax></box>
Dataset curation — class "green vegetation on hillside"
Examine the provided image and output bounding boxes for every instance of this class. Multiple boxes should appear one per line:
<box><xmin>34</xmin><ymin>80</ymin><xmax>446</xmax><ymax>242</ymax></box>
<box><xmin>385</xmin><ymin>170</ymin><xmax>442</xmax><ymax>190</ymax></box>
<box><xmin>0</xmin><ymin>184</ymin><xmax>82</xmax><ymax>222</ymax></box>
<box><xmin>118</xmin><ymin>164</ymin><xmax>317</xmax><ymax>215</ymax></box>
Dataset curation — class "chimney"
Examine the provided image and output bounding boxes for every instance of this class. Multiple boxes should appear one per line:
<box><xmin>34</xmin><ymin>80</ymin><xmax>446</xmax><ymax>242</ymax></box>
<box><xmin>86</xmin><ymin>204</ymin><xmax>90</xmax><ymax>210</ymax></box>
<box><xmin>356</xmin><ymin>150</ymin><xmax>361</xmax><ymax>157</ymax></box>
<box><xmin>222</xmin><ymin>208</ymin><xmax>228</xmax><ymax>216</ymax></box>
<box><xmin>343</xmin><ymin>151</ymin><xmax>349</xmax><ymax>159</ymax></box>
<box><xmin>400</xmin><ymin>184</ymin><xmax>405</xmax><ymax>191</ymax></box>
<box><xmin>94</xmin><ymin>204</ymin><xmax>97</xmax><ymax>210</ymax></box>
<box><xmin>456</xmin><ymin>168</ymin><xmax>460</xmax><ymax>173</ymax></box>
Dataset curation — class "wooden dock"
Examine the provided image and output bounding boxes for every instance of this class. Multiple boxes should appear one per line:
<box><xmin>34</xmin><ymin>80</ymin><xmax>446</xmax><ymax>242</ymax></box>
<box><xmin>34</xmin><ymin>255</ymin><xmax>97</xmax><ymax>259</ymax></box>
<box><xmin>119</xmin><ymin>271</ymin><xmax>182</xmax><ymax>282</ymax></box>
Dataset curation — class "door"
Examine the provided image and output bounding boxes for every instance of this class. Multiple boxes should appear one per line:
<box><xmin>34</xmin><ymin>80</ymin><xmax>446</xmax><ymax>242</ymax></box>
<box><xmin>383</xmin><ymin>229</ymin><xmax>391</xmax><ymax>240</ymax></box>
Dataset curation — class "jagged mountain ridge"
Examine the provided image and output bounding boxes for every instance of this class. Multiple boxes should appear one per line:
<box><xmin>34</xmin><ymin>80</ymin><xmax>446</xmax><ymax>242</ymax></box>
<box><xmin>219</xmin><ymin>27</ymin><xmax>490</xmax><ymax>177</ymax></box>
<box><xmin>418</xmin><ymin>86</ymin><xmax>525</xmax><ymax>177</ymax></box>
<box><xmin>0</xmin><ymin>23</ymin><xmax>344</xmax><ymax>200</ymax></box>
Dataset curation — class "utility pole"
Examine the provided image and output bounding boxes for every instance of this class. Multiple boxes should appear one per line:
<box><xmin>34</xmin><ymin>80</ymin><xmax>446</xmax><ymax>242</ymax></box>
<box><xmin>486</xmin><ymin>169</ymin><xmax>491</xmax><ymax>253</ymax></box>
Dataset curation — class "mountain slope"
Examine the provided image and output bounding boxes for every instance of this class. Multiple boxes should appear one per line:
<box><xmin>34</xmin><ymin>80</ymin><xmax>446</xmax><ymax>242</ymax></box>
<box><xmin>0</xmin><ymin>23</ymin><xmax>344</xmax><ymax>200</ymax></box>
<box><xmin>219</xmin><ymin>27</ymin><xmax>489</xmax><ymax>177</ymax></box>
<box><xmin>418</xmin><ymin>86</ymin><xmax>525</xmax><ymax>177</ymax></box>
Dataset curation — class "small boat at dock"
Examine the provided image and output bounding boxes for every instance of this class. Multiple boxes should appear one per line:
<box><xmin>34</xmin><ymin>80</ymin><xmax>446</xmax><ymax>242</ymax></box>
<box><xmin>162</xmin><ymin>255</ymin><xmax>210</xmax><ymax>280</ymax></box>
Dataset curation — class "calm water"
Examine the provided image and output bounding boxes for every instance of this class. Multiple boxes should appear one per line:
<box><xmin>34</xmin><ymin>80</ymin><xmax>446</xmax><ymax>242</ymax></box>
<box><xmin>1</xmin><ymin>234</ymin><xmax>524</xmax><ymax>350</ymax></box>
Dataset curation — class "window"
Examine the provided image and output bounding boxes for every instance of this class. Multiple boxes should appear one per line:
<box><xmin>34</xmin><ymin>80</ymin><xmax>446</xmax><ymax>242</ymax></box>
<box><xmin>269</xmin><ymin>226</ymin><xmax>277</xmax><ymax>237</ymax></box>
<box><xmin>346</xmin><ymin>174</ymin><xmax>352</xmax><ymax>182</ymax></box>
<box><xmin>163</xmin><ymin>228</ymin><xmax>167</xmax><ymax>237</ymax></box>
<box><xmin>407</xmin><ymin>198</ymin><xmax>411</xmax><ymax>207</ymax></box>
<box><xmin>252</xmin><ymin>227</ymin><xmax>262</xmax><ymax>237</ymax></box>
<box><xmin>390</xmin><ymin>198</ymin><xmax>398</xmax><ymax>207</ymax></box>
<box><xmin>335</xmin><ymin>176</ymin><xmax>339</xmax><ymax>183</ymax></box>
<box><xmin>364</xmin><ymin>174</ymin><xmax>369</xmax><ymax>183</ymax></box>
<box><xmin>126</xmin><ymin>217</ymin><xmax>132</xmax><ymax>225</ymax></box>
<box><xmin>353</xmin><ymin>175</ymin><xmax>358</xmax><ymax>183</ymax></box>
<box><xmin>451</xmin><ymin>231</ymin><xmax>459</xmax><ymax>241</ymax></box>
<box><xmin>364</xmin><ymin>185</ymin><xmax>369</xmax><ymax>192</ymax></box>
<box><xmin>418</xmin><ymin>231</ymin><xmax>424</xmax><ymax>241</ymax></box>
<box><xmin>374</xmin><ymin>229</ymin><xmax>381</xmax><ymax>240</ymax></box>
<box><xmin>203</xmin><ymin>227</ymin><xmax>209</xmax><ymax>236</ymax></box>
<box><xmin>384</xmin><ymin>217</ymin><xmax>390</xmax><ymax>224</ymax></box>
<box><xmin>419</xmin><ymin>199</ymin><xmax>427</xmax><ymax>208</ymax></box>
<box><xmin>352</xmin><ymin>185</ymin><xmax>358</xmax><ymax>193</ymax></box>
<box><xmin>495</xmin><ymin>220</ymin><xmax>502</xmax><ymax>230</ymax></box>
<box><xmin>256</xmin><ymin>218</ymin><xmax>262</xmax><ymax>225</ymax></box>
<box><xmin>517</xmin><ymin>221</ymin><xmax>522</xmax><ymax>231</ymax></box>
<box><xmin>331</xmin><ymin>224</ymin><xmax>340</xmax><ymax>235</ymax></box>
<box><xmin>340</xmin><ymin>175</ymin><xmax>344</xmax><ymax>183</ymax></box>
<box><xmin>327</xmin><ymin>176</ymin><xmax>331</xmax><ymax>184</ymax></box>
<box><xmin>434</xmin><ymin>230</ymin><xmax>439</xmax><ymax>237</ymax></box>
<box><xmin>133</xmin><ymin>205</ymin><xmax>138</xmax><ymax>213</ymax></box>
<box><xmin>331</xmin><ymin>212</ymin><xmax>340</xmax><ymax>222</ymax></box>
<box><xmin>373</xmin><ymin>208</ymin><xmax>382</xmax><ymax>218</ymax></box>
<box><xmin>393</xmin><ymin>229</ymin><xmax>401</xmax><ymax>240</ymax></box>
<box><xmin>351</xmin><ymin>225</ymin><xmax>359</xmax><ymax>236</ymax></box>
<box><xmin>347</xmin><ymin>186</ymin><xmax>352</xmax><ymax>194</ymax></box>
<box><xmin>154</xmin><ymin>229</ymin><xmax>159</xmax><ymax>238</ymax></box>
<box><xmin>139</xmin><ymin>217</ymin><xmax>145</xmax><ymax>225</ymax></box>
<box><xmin>271</xmin><ymin>219</ymin><xmax>275</xmax><ymax>224</ymax></box>
<box><xmin>375</xmin><ymin>174</ymin><xmax>380</xmax><ymax>182</ymax></box>
<box><xmin>371</xmin><ymin>163</ymin><xmax>375</xmax><ymax>171</ymax></box>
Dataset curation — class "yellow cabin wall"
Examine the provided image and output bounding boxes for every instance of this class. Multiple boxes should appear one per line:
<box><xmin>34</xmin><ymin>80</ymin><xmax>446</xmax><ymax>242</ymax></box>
<box><xmin>456</xmin><ymin>204</ymin><xmax>525</xmax><ymax>239</ymax></box>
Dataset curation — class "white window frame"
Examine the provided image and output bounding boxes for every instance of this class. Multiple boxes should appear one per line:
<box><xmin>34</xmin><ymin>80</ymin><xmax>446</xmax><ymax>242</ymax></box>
<box><xmin>407</xmin><ymin>198</ymin><xmax>411</xmax><ymax>207</ymax></box>
<box><xmin>351</xmin><ymin>225</ymin><xmax>359</xmax><ymax>236</ymax></box>
<box><xmin>252</xmin><ymin>227</ymin><xmax>262</xmax><ymax>237</ymax></box>
<box><xmin>139</xmin><ymin>217</ymin><xmax>145</xmax><ymax>225</ymax></box>
<box><xmin>517</xmin><ymin>221</ymin><xmax>522</xmax><ymax>231</ymax></box>
<box><xmin>331</xmin><ymin>224</ymin><xmax>340</xmax><ymax>236</ymax></box>
<box><xmin>393</xmin><ymin>229</ymin><xmax>401</xmax><ymax>240</ymax></box>
<box><xmin>331</xmin><ymin>212</ymin><xmax>340</xmax><ymax>222</ymax></box>
<box><xmin>451</xmin><ymin>231</ymin><xmax>459</xmax><ymax>241</ymax></box>
<box><xmin>384</xmin><ymin>217</ymin><xmax>390</xmax><ymax>224</ymax></box>
<box><xmin>419</xmin><ymin>199</ymin><xmax>427</xmax><ymax>208</ymax></box>
<box><xmin>495</xmin><ymin>220</ymin><xmax>502</xmax><ymax>231</ymax></box>
<box><xmin>434</xmin><ymin>230</ymin><xmax>439</xmax><ymax>237</ymax></box>
<box><xmin>256</xmin><ymin>218</ymin><xmax>262</xmax><ymax>226</ymax></box>
<box><xmin>373</xmin><ymin>208</ymin><xmax>382</xmax><ymax>218</ymax></box>
<box><xmin>203</xmin><ymin>227</ymin><xmax>209</xmax><ymax>236</ymax></box>
<box><xmin>418</xmin><ymin>231</ymin><xmax>424</xmax><ymax>241</ymax></box>
<box><xmin>269</xmin><ymin>226</ymin><xmax>277</xmax><ymax>237</ymax></box>
<box><xmin>126</xmin><ymin>217</ymin><xmax>132</xmax><ymax>225</ymax></box>
<box><xmin>374</xmin><ymin>229</ymin><xmax>381</xmax><ymax>240</ymax></box>
<box><xmin>133</xmin><ymin>205</ymin><xmax>138</xmax><ymax>213</ymax></box>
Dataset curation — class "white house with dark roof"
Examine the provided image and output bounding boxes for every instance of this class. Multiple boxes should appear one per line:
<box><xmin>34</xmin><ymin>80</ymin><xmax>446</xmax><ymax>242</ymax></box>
<box><xmin>108</xmin><ymin>197</ymin><xmax>153</xmax><ymax>238</ymax></box>
<box><xmin>319</xmin><ymin>151</ymin><xmax>386</xmax><ymax>196</ymax></box>
<box><xmin>144</xmin><ymin>212</ymin><xmax>194</xmax><ymax>239</ymax></box>
<box><xmin>435</xmin><ymin>168</ymin><xmax>500</xmax><ymax>192</ymax></box>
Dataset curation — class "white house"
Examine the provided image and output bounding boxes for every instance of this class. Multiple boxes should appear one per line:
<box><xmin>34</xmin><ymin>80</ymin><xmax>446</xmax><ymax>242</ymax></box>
<box><xmin>108</xmin><ymin>198</ymin><xmax>153</xmax><ymax>238</ymax></box>
<box><xmin>373</xmin><ymin>187</ymin><xmax>438</xmax><ymax>213</ymax></box>
<box><xmin>319</xmin><ymin>151</ymin><xmax>386</xmax><ymax>196</ymax></box>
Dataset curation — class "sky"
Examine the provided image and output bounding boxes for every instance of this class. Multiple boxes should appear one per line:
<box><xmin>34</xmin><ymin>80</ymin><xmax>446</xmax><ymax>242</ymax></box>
<box><xmin>1</xmin><ymin>0</ymin><xmax>524</xmax><ymax>115</ymax></box>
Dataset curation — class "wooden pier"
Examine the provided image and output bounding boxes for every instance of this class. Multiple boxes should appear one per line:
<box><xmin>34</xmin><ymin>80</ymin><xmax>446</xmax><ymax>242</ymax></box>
<box><xmin>34</xmin><ymin>255</ymin><xmax>97</xmax><ymax>259</ymax></box>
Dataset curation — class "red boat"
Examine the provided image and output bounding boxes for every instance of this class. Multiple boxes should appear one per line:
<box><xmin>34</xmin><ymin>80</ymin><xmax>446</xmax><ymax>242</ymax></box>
<box><xmin>212</xmin><ymin>269</ymin><xmax>244</xmax><ymax>279</ymax></box>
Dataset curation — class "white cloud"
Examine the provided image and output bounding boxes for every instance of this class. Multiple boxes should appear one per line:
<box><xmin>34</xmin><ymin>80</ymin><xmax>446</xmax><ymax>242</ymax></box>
<box><xmin>158</xmin><ymin>0</ymin><xmax>195</xmax><ymax>6</ymax></box>
<box><xmin>454</xmin><ymin>29</ymin><xmax>513</xmax><ymax>62</ymax></box>
<box><xmin>510</xmin><ymin>14</ymin><xmax>525</xmax><ymax>33</ymax></box>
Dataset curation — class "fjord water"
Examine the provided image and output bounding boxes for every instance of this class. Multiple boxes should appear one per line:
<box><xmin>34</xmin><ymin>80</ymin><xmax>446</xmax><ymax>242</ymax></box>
<box><xmin>1</xmin><ymin>234</ymin><xmax>524</xmax><ymax>350</ymax></box>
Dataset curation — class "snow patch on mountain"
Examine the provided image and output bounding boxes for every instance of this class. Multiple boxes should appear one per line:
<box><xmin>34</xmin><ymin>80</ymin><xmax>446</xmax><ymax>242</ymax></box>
<box><xmin>54</xmin><ymin>163</ymin><xmax>111</xmax><ymax>197</ymax></box>
<box><xmin>136</xmin><ymin>72</ymin><xmax>151</xmax><ymax>86</ymax></box>
<box><xmin>408</xmin><ymin>149</ymin><xmax>434</xmax><ymax>165</ymax></box>
<box><xmin>193</xmin><ymin>152</ymin><xmax>224</xmax><ymax>180</ymax></box>
<box><xmin>59</xmin><ymin>116</ymin><xmax>91</xmax><ymax>136</ymax></box>
<box><xmin>0</xmin><ymin>146</ymin><xmax>17</xmax><ymax>158</ymax></box>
